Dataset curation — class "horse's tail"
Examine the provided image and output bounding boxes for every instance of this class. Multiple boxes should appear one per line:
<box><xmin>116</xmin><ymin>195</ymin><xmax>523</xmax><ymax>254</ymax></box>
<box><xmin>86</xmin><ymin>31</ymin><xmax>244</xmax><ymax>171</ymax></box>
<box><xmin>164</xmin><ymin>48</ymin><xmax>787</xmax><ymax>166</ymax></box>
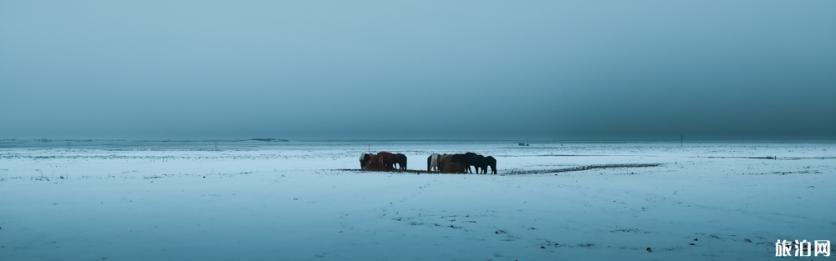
<box><xmin>488</xmin><ymin>156</ymin><xmax>497</xmax><ymax>174</ymax></box>
<box><xmin>427</xmin><ymin>155</ymin><xmax>431</xmax><ymax>171</ymax></box>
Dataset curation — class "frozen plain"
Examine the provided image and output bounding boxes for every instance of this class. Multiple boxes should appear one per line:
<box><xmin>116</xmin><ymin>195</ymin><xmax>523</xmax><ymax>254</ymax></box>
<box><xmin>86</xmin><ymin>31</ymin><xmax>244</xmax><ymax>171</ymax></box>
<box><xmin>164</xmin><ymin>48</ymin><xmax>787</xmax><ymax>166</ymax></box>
<box><xmin>1</xmin><ymin>140</ymin><xmax>834</xmax><ymax>260</ymax></box>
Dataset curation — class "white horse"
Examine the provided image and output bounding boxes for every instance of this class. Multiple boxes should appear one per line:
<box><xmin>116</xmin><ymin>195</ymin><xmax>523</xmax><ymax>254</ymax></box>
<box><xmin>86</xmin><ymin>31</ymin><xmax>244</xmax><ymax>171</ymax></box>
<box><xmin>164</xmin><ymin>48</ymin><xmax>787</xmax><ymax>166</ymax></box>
<box><xmin>427</xmin><ymin>153</ymin><xmax>441</xmax><ymax>172</ymax></box>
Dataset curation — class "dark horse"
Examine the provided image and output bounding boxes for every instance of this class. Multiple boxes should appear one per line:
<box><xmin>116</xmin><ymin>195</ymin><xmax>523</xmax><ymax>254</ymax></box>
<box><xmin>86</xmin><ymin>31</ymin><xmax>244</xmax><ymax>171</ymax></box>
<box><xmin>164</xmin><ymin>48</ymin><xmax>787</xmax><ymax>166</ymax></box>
<box><xmin>462</xmin><ymin>152</ymin><xmax>486</xmax><ymax>174</ymax></box>
<box><xmin>394</xmin><ymin>153</ymin><xmax>407</xmax><ymax>171</ymax></box>
<box><xmin>461</xmin><ymin>152</ymin><xmax>497</xmax><ymax>174</ymax></box>
<box><xmin>484</xmin><ymin>156</ymin><xmax>497</xmax><ymax>174</ymax></box>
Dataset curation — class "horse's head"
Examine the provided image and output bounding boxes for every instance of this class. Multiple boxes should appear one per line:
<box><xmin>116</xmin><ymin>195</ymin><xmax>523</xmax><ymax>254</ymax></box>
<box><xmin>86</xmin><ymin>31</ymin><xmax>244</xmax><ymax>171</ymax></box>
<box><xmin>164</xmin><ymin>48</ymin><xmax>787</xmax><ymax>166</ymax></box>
<box><xmin>360</xmin><ymin>153</ymin><xmax>374</xmax><ymax>169</ymax></box>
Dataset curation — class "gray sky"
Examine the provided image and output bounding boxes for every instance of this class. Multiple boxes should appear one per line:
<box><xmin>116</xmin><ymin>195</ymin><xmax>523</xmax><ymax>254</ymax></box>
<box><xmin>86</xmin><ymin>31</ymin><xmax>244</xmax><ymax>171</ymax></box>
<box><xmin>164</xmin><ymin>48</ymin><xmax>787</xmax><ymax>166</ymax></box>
<box><xmin>2</xmin><ymin>0</ymin><xmax>835</xmax><ymax>140</ymax></box>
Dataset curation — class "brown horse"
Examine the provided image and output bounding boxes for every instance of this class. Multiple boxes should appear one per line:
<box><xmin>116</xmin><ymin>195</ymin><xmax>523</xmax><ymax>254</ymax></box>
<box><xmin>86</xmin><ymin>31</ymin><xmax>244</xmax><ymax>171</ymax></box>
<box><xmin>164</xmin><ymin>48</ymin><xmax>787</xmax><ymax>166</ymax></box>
<box><xmin>360</xmin><ymin>153</ymin><xmax>375</xmax><ymax>170</ymax></box>
<box><xmin>437</xmin><ymin>154</ymin><xmax>467</xmax><ymax>173</ymax></box>
<box><xmin>362</xmin><ymin>154</ymin><xmax>384</xmax><ymax>171</ymax></box>
<box><xmin>375</xmin><ymin>151</ymin><xmax>398</xmax><ymax>171</ymax></box>
<box><xmin>361</xmin><ymin>152</ymin><xmax>407</xmax><ymax>172</ymax></box>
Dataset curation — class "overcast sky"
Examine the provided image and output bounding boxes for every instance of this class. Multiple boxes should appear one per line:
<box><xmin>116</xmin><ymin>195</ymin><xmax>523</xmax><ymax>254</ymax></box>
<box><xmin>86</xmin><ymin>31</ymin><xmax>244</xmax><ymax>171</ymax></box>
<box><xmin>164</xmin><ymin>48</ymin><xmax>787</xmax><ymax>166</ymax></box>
<box><xmin>1</xmin><ymin>0</ymin><xmax>835</xmax><ymax>140</ymax></box>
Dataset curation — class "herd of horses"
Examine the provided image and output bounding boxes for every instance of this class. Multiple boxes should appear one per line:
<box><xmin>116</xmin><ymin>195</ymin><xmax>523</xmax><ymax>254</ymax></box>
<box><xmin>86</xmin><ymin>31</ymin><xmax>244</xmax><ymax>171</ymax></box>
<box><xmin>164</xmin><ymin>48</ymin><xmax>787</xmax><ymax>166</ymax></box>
<box><xmin>359</xmin><ymin>151</ymin><xmax>497</xmax><ymax>174</ymax></box>
<box><xmin>359</xmin><ymin>152</ymin><xmax>408</xmax><ymax>171</ymax></box>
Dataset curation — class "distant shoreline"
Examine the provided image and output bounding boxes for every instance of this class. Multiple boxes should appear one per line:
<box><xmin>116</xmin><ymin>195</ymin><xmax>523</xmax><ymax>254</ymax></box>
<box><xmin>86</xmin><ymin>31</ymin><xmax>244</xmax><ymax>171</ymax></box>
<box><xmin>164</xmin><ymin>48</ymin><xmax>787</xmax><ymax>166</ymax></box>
<box><xmin>2</xmin><ymin>137</ymin><xmax>835</xmax><ymax>143</ymax></box>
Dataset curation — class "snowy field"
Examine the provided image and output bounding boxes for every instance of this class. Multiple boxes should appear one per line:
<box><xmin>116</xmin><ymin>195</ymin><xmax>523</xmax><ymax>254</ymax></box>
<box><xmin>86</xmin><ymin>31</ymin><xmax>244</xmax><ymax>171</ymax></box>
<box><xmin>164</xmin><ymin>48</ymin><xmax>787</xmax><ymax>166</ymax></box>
<box><xmin>1</xmin><ymin>140</ymin><xmax>834</xmax><ymax>260</ymax></box>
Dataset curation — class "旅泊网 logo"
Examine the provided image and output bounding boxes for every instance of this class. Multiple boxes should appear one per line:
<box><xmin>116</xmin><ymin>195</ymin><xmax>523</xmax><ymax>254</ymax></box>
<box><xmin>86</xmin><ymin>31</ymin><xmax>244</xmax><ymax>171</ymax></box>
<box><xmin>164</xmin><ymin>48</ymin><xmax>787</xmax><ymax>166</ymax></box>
<box><xmin>775</xmin><ymin>240</ymin><xmax>830</xmax><ymax>257</ymax></box>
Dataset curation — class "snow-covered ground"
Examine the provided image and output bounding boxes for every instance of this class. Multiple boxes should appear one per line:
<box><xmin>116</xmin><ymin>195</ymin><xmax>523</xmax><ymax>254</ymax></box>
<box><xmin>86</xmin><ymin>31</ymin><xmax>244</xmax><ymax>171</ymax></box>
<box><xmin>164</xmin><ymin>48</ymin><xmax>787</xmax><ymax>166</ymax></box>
<box><xmin>1</xmin><ymin>141</ymin><xmax>834</xmax><ymax>260</ymax></box>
